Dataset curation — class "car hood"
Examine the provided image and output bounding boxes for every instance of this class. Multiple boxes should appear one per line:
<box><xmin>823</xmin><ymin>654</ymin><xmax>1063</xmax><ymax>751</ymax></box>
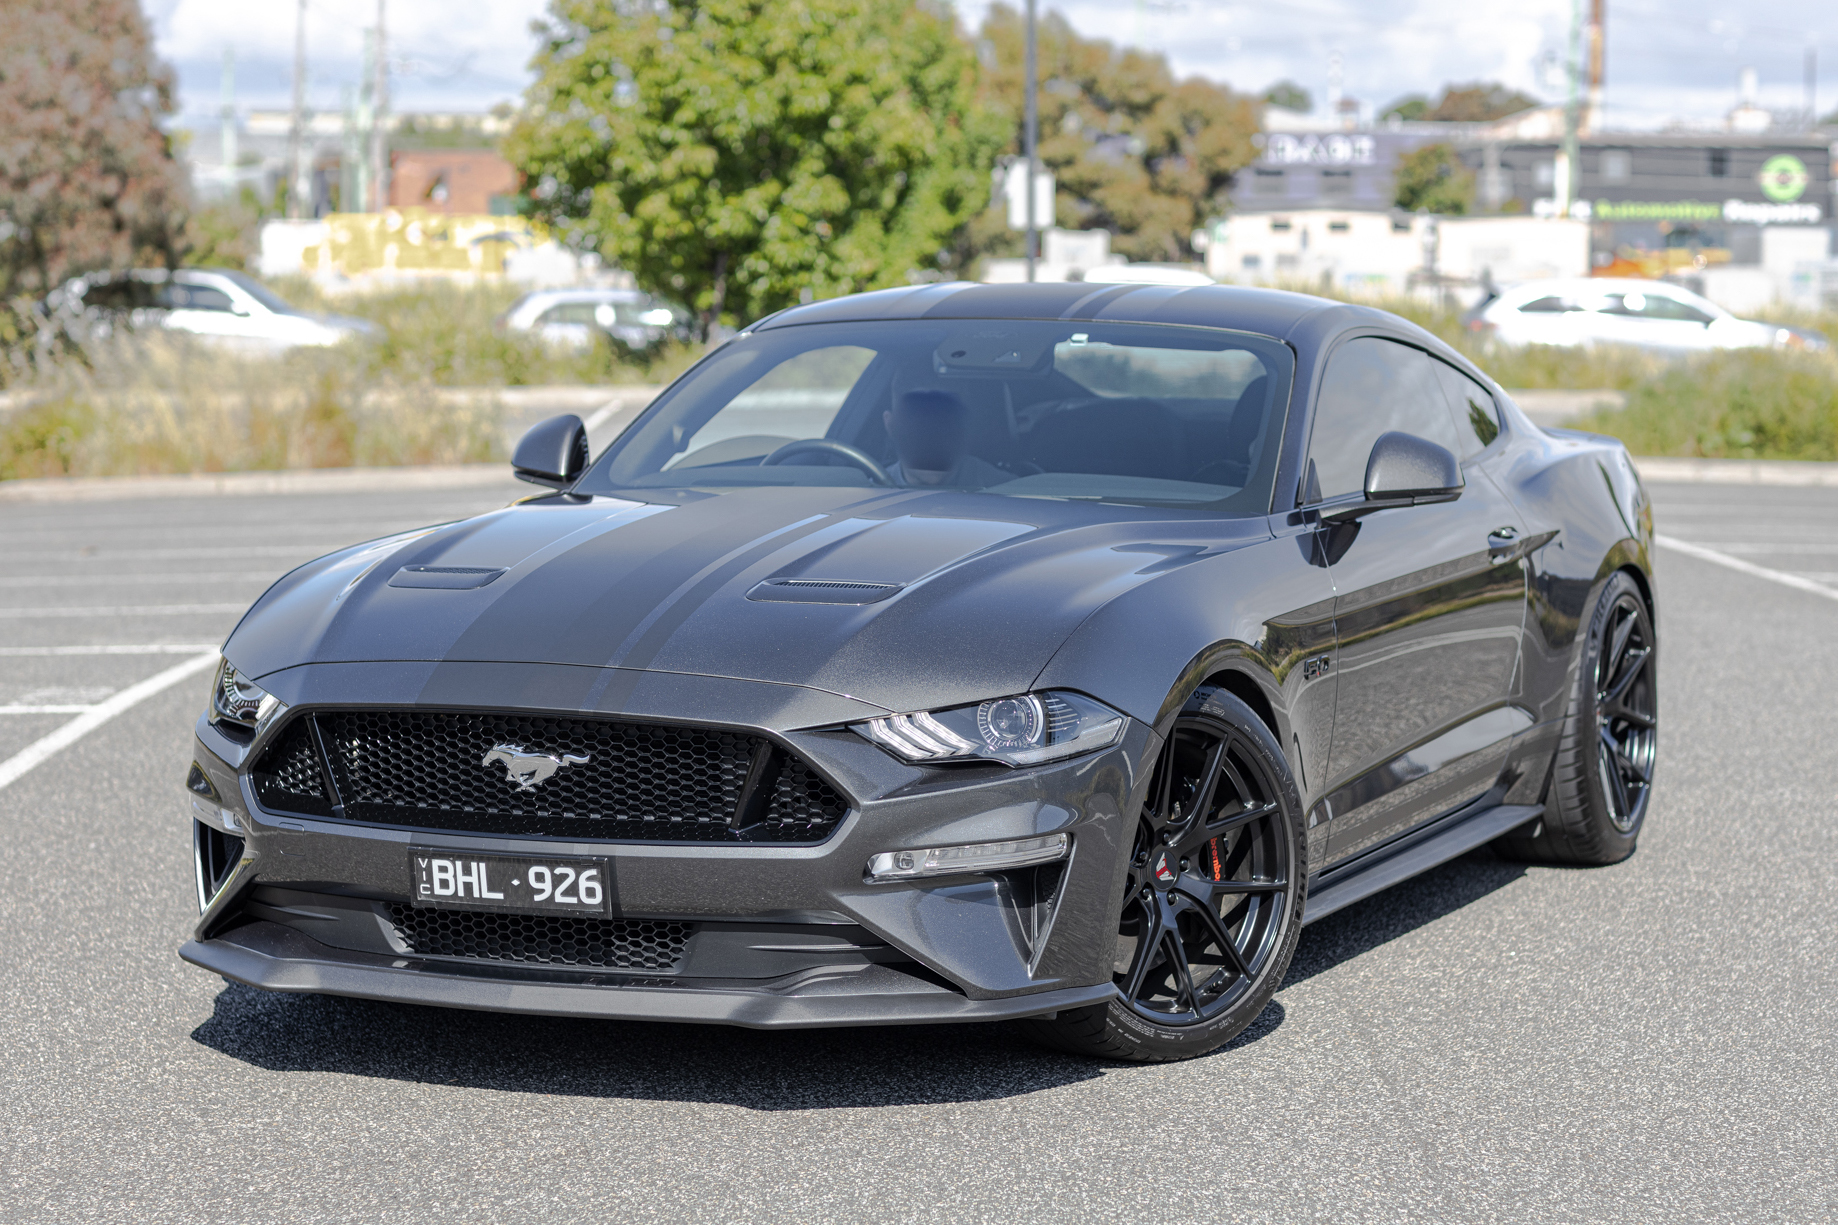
<box><xmin>226</xmin><ymin>485</ymin><xmax>1268</xmax><ymax>717</ymax></box>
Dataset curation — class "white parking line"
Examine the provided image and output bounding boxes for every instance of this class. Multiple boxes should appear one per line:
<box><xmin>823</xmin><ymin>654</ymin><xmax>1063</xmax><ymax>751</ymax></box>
<box><xmin>0</xmin><ymin>650</ymin><xmax>219</xmax><ymax>792</ymax></box>
<box><xmin>1657</xmin><ymin>534</ymin><xmax>1838</xmax><ymax>604</ymax></box>
<box><xmin>0</xmin><ymin>604</ymin><xmax>247</xmax><ymax>618</ymax></box>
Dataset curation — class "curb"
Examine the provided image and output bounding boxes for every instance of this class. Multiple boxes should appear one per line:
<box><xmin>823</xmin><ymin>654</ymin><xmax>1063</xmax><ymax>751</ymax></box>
<box><xmin>6</xmin><ymin>454</ymin><xmax>1837</xmax><ymax>504</ymax></box>
<box><xmin>0</xmin><ymin>464</ymin><xmax>524</xmax><ymax>504</ymax></box>
<box><xmin>1633</xmin><ymin>457</ymin><xmax>1838</xmax><ymax>487</ymax></box>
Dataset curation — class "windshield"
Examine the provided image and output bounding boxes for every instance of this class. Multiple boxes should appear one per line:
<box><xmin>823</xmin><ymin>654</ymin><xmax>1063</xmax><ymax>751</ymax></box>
<box><xmin>579</xmin><ymin>320</ymin><xmax>1293</xmax><ymax>512</ymax></box>
<box><xmin>212</xmin><ymin>270</ymin><xmax>304</xmax><ymax>316</ymax></box>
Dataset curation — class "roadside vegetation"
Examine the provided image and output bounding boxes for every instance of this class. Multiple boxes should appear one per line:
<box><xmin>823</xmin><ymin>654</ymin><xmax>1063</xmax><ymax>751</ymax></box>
<box><xmin>0</xmin><ymin>281</ymin><xmax>706</xmax><ymax>481</ymax></box>
<box><xmin>1333</xmin><ymin>290</ymin><xmax>1838</xmax><ymax>461</ymax></box>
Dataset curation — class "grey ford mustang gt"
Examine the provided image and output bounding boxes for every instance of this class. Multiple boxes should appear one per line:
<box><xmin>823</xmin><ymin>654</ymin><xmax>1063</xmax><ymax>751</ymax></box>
<box><xmin>181</xmin><ymin>282</ymin><xmax>1657</xmax><ymax>1061</ymax></box>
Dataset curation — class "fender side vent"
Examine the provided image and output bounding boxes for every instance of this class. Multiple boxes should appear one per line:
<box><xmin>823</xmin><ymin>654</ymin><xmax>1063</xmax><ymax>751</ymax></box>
<box><xmin>746</xmin><ymin>578</ymin><xmax>901</xmax><ymax>605</ymax></box>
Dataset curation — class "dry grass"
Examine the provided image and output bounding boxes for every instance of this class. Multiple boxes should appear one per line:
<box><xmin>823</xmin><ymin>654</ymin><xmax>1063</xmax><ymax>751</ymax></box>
<box><xmin>0</xmin><ymin>279</ymin><xmax>707</xmax><ymax>480</ymax></box>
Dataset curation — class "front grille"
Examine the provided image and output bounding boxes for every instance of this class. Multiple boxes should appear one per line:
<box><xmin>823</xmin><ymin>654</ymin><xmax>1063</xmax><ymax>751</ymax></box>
<box><xmin>250</xmin><ymin>709</ymin><xmax>850</xmax><ymax>843</ymax></box>
<box><xmin>386</xmin><ymin>904</ymin><xmax>690</xmax><ymax>969</ymax></box>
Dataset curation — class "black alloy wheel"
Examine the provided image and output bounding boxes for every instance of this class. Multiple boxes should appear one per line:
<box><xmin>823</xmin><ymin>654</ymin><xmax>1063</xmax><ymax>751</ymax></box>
<box><xmin>1025</xmin><ymin>687</ymin><xmax>1304</xmax><ymax>1062</ymax></box>
<box><xmin>1594</xmin><ymin>588</ymin><xmax>1657</xmax><ymax>832</ymax></box>
<box><xmin>1498</xmin><ymin>570</ymin><xmax>1657</xmax><ymax>865</ymax></box>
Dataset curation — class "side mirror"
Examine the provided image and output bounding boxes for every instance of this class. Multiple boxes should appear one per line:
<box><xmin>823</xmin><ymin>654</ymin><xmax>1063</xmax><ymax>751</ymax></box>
<box><xmin>512</xmin><ymin>414</ymin><xmax>589</xmax><ymax>488</ymax></box>
<box><xmin>1322</xmin><ymin>431</ymin><xmax>1463</xmax><ymax>521</ymax></box>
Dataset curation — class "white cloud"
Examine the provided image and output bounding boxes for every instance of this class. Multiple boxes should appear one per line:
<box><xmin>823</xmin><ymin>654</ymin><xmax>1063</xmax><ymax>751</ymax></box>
<box><xmin>147</xmin><ymin>0</ymin><xmax>1836</xmax><ymax>129</ymax></box>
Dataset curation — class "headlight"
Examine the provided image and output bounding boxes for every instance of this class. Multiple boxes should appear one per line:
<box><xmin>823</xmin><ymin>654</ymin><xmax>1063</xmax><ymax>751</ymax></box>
<box><xmin>209</xmin><ymin>660</ymin><xmax>285</xmax><ymax>734</ymax></box>
<box><xmin>854</xmin><ymin>691</ymin><xmax>1124</xmax><ymax>767</ymax></box>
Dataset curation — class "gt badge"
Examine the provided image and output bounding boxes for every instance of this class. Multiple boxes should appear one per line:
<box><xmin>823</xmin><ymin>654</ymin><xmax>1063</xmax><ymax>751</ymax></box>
<box><xmin>1153</xmin><ymin>851</ymin><xmax>1177</xmax><ymax>884</ymax></box>
<box><xmin>482</xmin><ymin>744</ymin><xmax>590</xmax><ymax>792</ymax></box>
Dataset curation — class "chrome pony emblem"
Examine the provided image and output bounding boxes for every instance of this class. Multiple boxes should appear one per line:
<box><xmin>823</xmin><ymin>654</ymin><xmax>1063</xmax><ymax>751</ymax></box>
<box><xmin>481</xmin><ymin>744</ymin><xmax>590</xmax><ymax>792</ymax></box>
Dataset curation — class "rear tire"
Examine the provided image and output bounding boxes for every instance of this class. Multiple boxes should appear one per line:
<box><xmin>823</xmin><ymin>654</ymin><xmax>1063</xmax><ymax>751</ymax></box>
<box><xmin>1497</xmin><ymin>570</ymin><xmax>1656</xmax><ymax>865</ymax></box>
<box><xmin>1023</xmin><ymin>687</ymin><xmax>1305</xmax><ymax>1062</ymax></box>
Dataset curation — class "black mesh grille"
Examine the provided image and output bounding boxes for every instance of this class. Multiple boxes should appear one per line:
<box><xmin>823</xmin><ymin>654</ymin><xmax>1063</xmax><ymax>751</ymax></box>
<box><xmin>252</xmin><ymin>710</ymin><xmax>849</xmax><ymax>843</ymax></box>
<box><xmin>250</xmin><ymin>719</ymin><xmax>334</xmax><ymax>818</ymax></box>
<box><xmin>386</xmin><ymin>904</ymin><xmax>690</xmax><ymax>969</ymax></box>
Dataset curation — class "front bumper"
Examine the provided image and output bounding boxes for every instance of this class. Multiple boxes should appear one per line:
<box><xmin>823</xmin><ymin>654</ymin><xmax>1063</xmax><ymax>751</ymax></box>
<box><xmin>183</xmin><ymin>662</ymin><xmax>1152</xmax><ymax>1027</ymax></box>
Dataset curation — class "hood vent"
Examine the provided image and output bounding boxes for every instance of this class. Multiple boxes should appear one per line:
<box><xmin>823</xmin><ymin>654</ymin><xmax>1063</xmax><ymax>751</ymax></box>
<box><xmin>389</xmin><ymin>566</ymin><xmax>506</xmax><ymax>590</ymax></box>
<box><xmin>746</xmin><ymin>578</ymin><xmax>902</xmax><ymax>605</ymax></box>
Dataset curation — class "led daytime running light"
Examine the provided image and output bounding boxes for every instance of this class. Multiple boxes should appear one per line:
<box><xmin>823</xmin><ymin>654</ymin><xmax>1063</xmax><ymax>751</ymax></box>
<box><xmin>866</xmin><ymin>833</ymin><xmax>1070</xmax><ymax>882</ymax></box>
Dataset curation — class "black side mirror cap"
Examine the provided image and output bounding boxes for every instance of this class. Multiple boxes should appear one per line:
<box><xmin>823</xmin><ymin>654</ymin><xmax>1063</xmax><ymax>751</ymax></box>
<box><xmin>1321</xmin><ymin>431</ymin><xmax>1463</xmax><ymax>521</ymax></box>
<box><xmin>512</xmin><ymin>414</ymin><xmax>589</xmax><ymax>488</ymax></box>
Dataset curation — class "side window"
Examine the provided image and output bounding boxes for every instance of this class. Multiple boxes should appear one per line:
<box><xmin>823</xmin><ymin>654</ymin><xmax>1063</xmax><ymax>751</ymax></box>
<box><xmin>1306</xmin><ymin>337</ymin><xmax>1460</xmax><ymax>500</ymax></box>
<box><xmin>1429</xmin><ymin>360</ymin><xmax>1500</xmax><ymax>459</ymax></box>
<box><xmin>162</xmin><ymin>284</ymin><xmax>235</xmax><ymax>312</ymax></box>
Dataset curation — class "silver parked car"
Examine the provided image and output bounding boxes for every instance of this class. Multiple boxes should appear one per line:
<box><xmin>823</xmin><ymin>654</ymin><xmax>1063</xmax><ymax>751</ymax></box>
<box><xmin>43</xmin><ymin>268</ymin><xmax>376</xmax><ymax>352</ymax></box>
<box><xmin>495</xmin><ymin>288</ymin><xmax>686</xmax><ymax>353</ymax></box>
<box><xmin>1468</xmin><ymin>277</ymin><xmax>1826</xmax><ymax>352</ymax></box>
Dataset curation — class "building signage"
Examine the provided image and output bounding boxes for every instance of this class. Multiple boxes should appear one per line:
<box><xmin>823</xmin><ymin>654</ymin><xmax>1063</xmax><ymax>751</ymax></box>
<box><xmin>1757</xmin><ymin>154</ymin><xmax>1809</xmax><ymax>202</ymax></box>
<box><xmin>1537</xmin><ymin>197</ymin><xmax>1823</xmax><ymax>224</ymax></box>
<box><xmin>1261</xmin><ymin>133</ymin><xmax>1377</xmax><ymax>167</ymax></box>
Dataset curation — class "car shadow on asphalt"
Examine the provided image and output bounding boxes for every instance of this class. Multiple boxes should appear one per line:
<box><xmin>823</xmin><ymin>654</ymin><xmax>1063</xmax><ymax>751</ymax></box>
<box><xmin>1284</xmin><ymin>845</ymin><xmax>1528</xmax><ymax>988</ymax></box>
<box><xmin>184</xmin><ymin>850</ymin><xmax>1519</xmax><ymax>1104</ymax></box>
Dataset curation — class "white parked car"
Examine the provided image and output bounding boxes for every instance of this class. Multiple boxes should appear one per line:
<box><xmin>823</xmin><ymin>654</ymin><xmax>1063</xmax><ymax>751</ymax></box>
<box><xmin>1468</xmin><ymin>277</ymin><xmax>1825</xmax><ymax>352</ymax></box>
<box><xmin>496</xmin><ymin>288</ymin><xmax>686</xmax><ymax>353</ymax></box>
<box><xmin>45</xmin><ymin>268</ymin><xmax>376</xmax><ymax>352</ymax></box>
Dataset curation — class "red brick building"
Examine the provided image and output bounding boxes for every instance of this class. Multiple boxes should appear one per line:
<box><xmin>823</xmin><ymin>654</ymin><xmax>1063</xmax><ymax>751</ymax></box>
<box><xmin>388</xmin><ymin>150</ymin><xmax>519</xmax><ymax>214</ymax></box>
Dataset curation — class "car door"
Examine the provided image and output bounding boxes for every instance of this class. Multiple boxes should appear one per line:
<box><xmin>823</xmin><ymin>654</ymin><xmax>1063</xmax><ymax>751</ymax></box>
<box><xmin>1304</xmin><ymin>336</ymin><xmax>1529</xmax><ymax>864</ymax></box>
<box><xmin>159</xmin><ymin>281</ymin><xmax>251</xmax><ymax>345</ymax></box>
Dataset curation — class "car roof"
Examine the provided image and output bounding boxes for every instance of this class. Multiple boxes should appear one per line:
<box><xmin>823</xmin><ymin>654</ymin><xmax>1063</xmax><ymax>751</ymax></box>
<box><xmin>751</xmin><ymin>281</ymin><xmax>1345</xmax><ymax>341</ymax></box>
<box><xmin>516</xmin><ymin>288</ymin><xmax>647</xmax><ymax>304</ymax></box>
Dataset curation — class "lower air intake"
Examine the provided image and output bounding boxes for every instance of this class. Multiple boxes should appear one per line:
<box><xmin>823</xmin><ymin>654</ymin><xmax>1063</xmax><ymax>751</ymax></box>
<box><xmin>386</xmin><ymin>904</ymin><xmax>691</xmax><ymax>970</ymax></box>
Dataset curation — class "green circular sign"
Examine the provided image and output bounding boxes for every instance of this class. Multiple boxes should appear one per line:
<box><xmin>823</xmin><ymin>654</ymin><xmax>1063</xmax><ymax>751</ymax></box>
<box><xmin>1758</xmin><ymin>155</ymin><xmax>1809</xmax><ymax>203</ymax></box>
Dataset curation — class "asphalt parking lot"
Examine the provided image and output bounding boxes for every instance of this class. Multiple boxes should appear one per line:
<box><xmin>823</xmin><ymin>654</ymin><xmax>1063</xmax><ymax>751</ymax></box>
<box><xmin>3</xmin><ymin>475</ymin><xmax>1835</xmax><ymax>1223</ymax></box>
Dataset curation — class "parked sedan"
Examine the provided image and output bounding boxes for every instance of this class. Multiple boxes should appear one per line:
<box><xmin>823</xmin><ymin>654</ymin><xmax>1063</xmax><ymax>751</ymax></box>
<box><xmin>495</xmin><ymin>288</ymin><xmax>686</xmax><ymax>353</ymax></box>
<box><xmin>1469</xmin><ymin>276</ymin><xmax>1824</xmax><ymax>352</ymax></box>
<box><xmin>181</xmin><ymin>282</ymin><xmax>1656</xmax><ymax>1061</ymax></box>
<box><xmin>43</xmin><ymin>268</ymin><xmax>375</xmax><ymax>352</ymax></box>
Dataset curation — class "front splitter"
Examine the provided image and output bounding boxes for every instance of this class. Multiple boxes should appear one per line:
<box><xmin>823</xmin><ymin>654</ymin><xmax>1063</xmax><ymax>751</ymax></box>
<box><xmin>181</xmin><ymin>921</ymin><xmax>1116</xmax><ymax>1029</ymax></box>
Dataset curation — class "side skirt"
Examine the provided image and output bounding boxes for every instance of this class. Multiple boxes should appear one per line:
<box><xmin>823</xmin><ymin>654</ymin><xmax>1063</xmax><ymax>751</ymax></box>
<box><xmin>1301</xmin><ymin>801</ymin><xmax>1543</xmax><ymax>926</ymax></box>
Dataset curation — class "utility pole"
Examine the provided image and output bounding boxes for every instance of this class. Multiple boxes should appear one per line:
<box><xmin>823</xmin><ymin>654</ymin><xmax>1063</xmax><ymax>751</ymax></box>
<box><xmin>370</xmin><ymin>0</ymin><xmax>389</xmax><ymax>212</ymax></box>
<box><xmin>1024</xmin><ymin>0</ymin><xmax>1038</xmax><ymax>283</ymax></box>
<box><xmin>1584</xmin><ymin>0</ymin><xmax>1605</xmax><ymax>135</ymax></box>
<box><xmin>287</xmin><ymin>0</ymin><xmax>309</xmax><ymax>218</ymax></box>
<box><xmin>1555</xmin><ymin>0</ymin><xmax>1582</xmax><ymax>218</ymax></box>
<box><xmin>219</xmin><ymin>48</ymin><xmax>236</xmax><ymax>196</ymax></box>
<box><xmin>1805</xmin><ymin>44</ymin><xmax>1817</xmax><ymax>130</ymax></box>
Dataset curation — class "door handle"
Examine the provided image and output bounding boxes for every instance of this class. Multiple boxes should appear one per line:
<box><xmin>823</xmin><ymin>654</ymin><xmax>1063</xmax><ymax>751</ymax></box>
<box><xmin>1487</xmin><ymin>526</ymin><xmax>1521</xmax><ymax>562</ymax></box>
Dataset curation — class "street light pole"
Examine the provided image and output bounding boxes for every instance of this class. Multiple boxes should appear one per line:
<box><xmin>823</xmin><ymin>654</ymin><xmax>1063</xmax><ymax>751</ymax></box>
<box><xmin>287</xmin><ymin>0</ymin><xmax>309</xmax><ymax>219</ymax></box>
<box><xmin>370</xmin><ymin>0</ymin><xmax>389</xmax><ymax>211</ymax></box>
<box><xmin>1024</xmin><ymin>0</ymin><xmax>1038</xmax><ymax>283</ymax></box>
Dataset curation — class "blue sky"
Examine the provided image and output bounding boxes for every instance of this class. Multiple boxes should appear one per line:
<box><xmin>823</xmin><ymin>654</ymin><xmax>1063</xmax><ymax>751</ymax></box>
<box><xmin>147</xmin><ymin>0</ymin><xmax>1835</xmax><ymax>131</ymax></box>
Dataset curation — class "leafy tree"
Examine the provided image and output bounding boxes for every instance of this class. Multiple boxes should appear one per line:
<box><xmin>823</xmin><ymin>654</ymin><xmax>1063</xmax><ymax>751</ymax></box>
<box><xmin>1383</xmin><ymin>82</ymin><xmax>1540</xmax><ymax>124</ymax></box>
<box><xmin>506</xmin><ymin>0</ymin><xmax>1005</xmax><ymax>335</ymax></box>
<box><xmin>1393</xmin><ymin>142</ymin><xmax>1473</xmax><ymax>215</ymax></box>
<box><xmin>1263</xmin><ymin>81</ymin><xmax>1311</xmax><ymax>114</ymax></box>
<box><xmin>0</xmin><ymin>0</ymin><xmax>188</xmax><ymax>301</ymax></box>
<box><xmin>1381</xmin><ymin>95</ymin><xmax>1430</xmax><ymax>122</ymax></box>
<box><xmin>969</xmin><ymin>5</ymin><xmax>1258</xmax><ymax>265</ymax></box>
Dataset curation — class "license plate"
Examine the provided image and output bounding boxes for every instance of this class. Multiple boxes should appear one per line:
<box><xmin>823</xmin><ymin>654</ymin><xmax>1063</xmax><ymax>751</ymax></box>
<box><xmin>409</xmin><ymin>849</ymin><xmax>611</xmax><ymax>915</ymax></box>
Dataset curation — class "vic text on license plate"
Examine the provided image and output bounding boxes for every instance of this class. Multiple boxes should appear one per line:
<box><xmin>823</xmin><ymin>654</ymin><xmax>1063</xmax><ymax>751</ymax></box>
<box><xmin>410</xmin><ymin>849</ymin><xmax>610</xmax><ymax>915</ymax></box>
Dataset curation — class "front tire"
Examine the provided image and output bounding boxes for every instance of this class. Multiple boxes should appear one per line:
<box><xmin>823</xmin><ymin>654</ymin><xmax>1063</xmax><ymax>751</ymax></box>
<box><xmin>1023</xmin><ymin>687</ymin><xmax>1305</xmax><ymax>1062</ymax></box>
<box><xmin>1498</xmin><ymin>570</ymin><xmax>1656</xmax><ymax>865</ymax></box>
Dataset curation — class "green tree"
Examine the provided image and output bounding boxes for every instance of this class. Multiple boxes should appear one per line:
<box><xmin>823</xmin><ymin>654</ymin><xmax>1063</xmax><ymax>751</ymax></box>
<box><xmin>970</xmin><ymin>5</ymin><xmax>1258</xmax><ymax>264</ymax></box>
<box><xmin>0</xmin><ymin>0</ymin><xmax>189</xmax><ymax>301</ymax></box>
<box><xmin>506</xmin><ymin>0</ymin><xmax>1005</xmax><ymax>335</ymax></box>
<box><xmin>1382</xmin><ymin>82</ymin><xmax>1540</xmax><ymax>124</ymax></box>
<box><xmin>1393</xmin><ymin>142</ymin><xmax>1474</xmax><ymax>214</ymax></box>
<box><xmin>1263</xmin><ymin>81</ymin><xmax>1311</xmax><ymax>114</ymax></box>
